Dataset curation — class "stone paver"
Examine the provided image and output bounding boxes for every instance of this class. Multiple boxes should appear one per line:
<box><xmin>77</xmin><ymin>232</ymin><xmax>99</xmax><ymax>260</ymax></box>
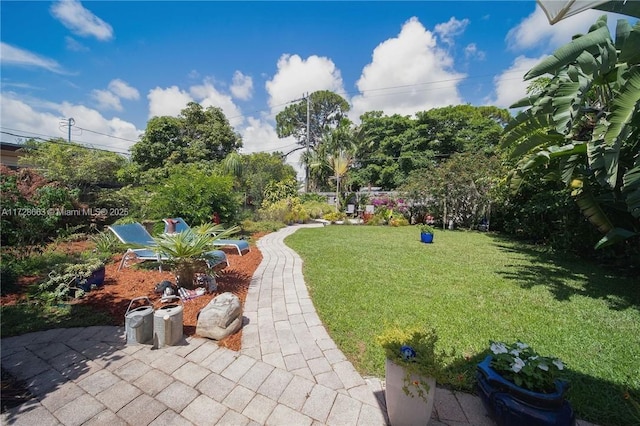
<box><xmin>0</xmin><ymin>225</ymin><xmax>518</xmax><ymax>426</ymax></box>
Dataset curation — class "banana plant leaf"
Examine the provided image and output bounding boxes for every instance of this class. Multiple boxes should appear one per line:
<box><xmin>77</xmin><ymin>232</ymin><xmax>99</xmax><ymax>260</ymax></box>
<box><xmin>595</xmin><ymin>227</ymin><xmax>639</xmax><ymax>249</ymax></box>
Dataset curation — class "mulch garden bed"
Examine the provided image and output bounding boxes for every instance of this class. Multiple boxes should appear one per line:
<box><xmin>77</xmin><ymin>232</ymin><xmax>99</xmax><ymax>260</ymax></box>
<box><xmin>1</xmin><ymin>234</ymin><xmax>265</xmax><ymax>413</ymax></box>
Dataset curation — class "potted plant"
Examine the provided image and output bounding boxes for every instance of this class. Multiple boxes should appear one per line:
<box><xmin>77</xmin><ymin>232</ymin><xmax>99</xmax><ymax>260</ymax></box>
<box><xmin>151</xmin><ymin>223</ymin><xmax>236</xmax><ymax>289</ymax></box>
<box><xmin>39</xmin><ymin>257</ymin><xmax>106</xmax><ymax>300</ymax></box>
<box><xmin>377</xmin><ymin>326</ymin><xmax>442</xmax><ymax>425</ymax></box>
<box><xmin>476</xmin><ymin>341</ymin><xmax>575</xmax><ymax>426</ymax></box>
<box><xmin>418</xmin><ymin>224</ymin><xmax>435</xmax><ymax>243</ymax></box>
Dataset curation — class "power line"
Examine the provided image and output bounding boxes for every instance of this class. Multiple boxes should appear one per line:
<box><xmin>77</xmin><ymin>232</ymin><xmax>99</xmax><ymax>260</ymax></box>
<box><xmin>1</xmin><ymin>126</ymin><xmax>133</xmax><ymax>154</ymax></box>
<box><xmin>0</xmin><ymin>130</ymin><xmax>130</xmax><ymax>156</ymax></box>
<box><xmin>75</xmin><ymin>126</ymin><xmax>140</xmax><ymax>143</ymax></box>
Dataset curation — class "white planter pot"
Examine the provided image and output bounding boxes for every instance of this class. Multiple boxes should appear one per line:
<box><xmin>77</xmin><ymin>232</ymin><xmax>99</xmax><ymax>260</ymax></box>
<box><xmin>385</xmin><ymin>358</ymin><xmax>436</xmax><ymax>426</ymax></box>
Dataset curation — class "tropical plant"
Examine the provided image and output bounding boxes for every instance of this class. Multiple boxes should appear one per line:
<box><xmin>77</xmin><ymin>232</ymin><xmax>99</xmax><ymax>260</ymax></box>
<box><xmin>489</xmin><ymin>341</ymin><xmax>566</xmax><ymax>393</ymax></box>
<box><xmin>418</xmin><ymin>224</ymin><xmax>435</xmax><ymax>234</ymax></box>
<box><xmin>150</xmin><ymin>223</ymin><xmax>237</xmax><ymax>288</ymax></box>
<box><xmin>501</xmin><ymin>16</ymin><xmax>640</xmax><ymax>249</ymax></box>
<box><xmin>89</xmin><ymin>230</ymin><xmax>121</xmax><ymax>260</ymax></box>
<box><xmin>377</xmin><ymin>326</ymin><xmax>442</xmax><ymax>401</ymax></box>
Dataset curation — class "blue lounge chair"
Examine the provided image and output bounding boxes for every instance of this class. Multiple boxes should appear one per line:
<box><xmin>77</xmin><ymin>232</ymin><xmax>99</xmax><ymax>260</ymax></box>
<box><xmin>163</xmin><ymin>218</ymin><xmax>250</xmax><ymax>256</ymax></box>
<box><xmin>108</xmin><ymin>222</ymin><xmax>228</xmax><ymax>271</ymax></box>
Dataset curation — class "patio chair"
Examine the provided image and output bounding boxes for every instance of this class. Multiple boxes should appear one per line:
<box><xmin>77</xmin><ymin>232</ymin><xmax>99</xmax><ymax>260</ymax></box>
<box><xmin>108</xmin><ymin>222</ymin><xmax>228</xmax><ymax>271</ymax></box>
<box><xmin>163</xmin><ymin>218</ymin><xmax>250</xmax><ymax>256</ymax></box>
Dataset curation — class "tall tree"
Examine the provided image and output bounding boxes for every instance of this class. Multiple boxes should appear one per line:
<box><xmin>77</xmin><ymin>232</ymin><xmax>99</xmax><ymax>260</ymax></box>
<box><xmin>132</xmin><ymin>102</ymin><xmax>242</xmax><ymax>171</ymax></box>
<box><xmin>276</xmin><ymin>90</ymin><xmax>350</xmax><ymax>188</ymax></box>
<box><xmin>19</xmin><ymin>138</ymin><xmax>127</xmax><ymax>190</ymax></box>
<box><xmin>501</xmin><ymin>16</ymin><xmax>639</xmax><ymax>248</ymax></box>
<box><xmin>275</xmin><ymin>90</ymin><xmax>350</xmax><ymax>154</ymax></box>
<box><xmin>351</xmin><ymin>112</ymin><xmax>424</xmax><ymax>190</ymax></box>
<box><xmin>414</xmin><ymin>105</ymin><xmax>510</xmax><ymax>156</ymax></box>
<box><xmin>400</xmin><ymin>152</ymin><xmax>503</xmax><ymax>228</ymax></box>
<box><xmin>237</xmin><ymin>152</ymin><xmax>297</xmax><ymax>208</ymax></box>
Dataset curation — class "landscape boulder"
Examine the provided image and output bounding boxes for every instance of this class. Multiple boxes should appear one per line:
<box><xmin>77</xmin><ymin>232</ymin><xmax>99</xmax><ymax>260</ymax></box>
<box><xmin>196</xmin><ymin>292</ymin><xmax>243</xmax><ymax>340</ymax></box>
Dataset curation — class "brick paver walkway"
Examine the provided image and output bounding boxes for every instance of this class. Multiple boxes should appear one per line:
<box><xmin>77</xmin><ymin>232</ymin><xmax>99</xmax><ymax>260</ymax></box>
<box><xmin>2</xmin><ymin>224</ymin><xmax>595</xmax><ymax>425</ymax></box>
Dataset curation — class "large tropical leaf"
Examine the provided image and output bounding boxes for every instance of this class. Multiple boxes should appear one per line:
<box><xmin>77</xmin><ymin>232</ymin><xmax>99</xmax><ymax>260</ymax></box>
<box><xmin>525</xmin><ymin>19</ymin><xmax>612</xmax><ymax>80</ymax></box>
<box><xmin>573</xmin><ymin>185</ymin><xmax>614</xmax><ymax>234</ymax></box>
<box><xmin>623</xmin><ymin>162</ymin><xmax>640</xmax><ymax>218</ymax></box>
<box><xmin>604</xmin><ymin>66</ymin><xmax>640</xmax><ymax>148</ymax></box>
<box><xmin>618</xmin><ymin>21</ymin><xmax>640</xmax><ymax>64</ymax></box>
<box><xmin>594</xmin><ymin>227</ymin><xmax>638</xmax><ymax>249</ymax></box>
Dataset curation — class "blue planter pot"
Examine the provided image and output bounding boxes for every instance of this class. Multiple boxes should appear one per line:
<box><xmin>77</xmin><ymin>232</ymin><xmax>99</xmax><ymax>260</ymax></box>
<box><xmin>476</xmin><ymin>356</ymin><xmax>575</xmax><ymax>426</ymax></box>
<box><xmin>420</xmin><ymin>232</ymin><xmax>434</xmax><ymax>243</ymax></box>
<box><xmin>78</xmin><ymin>266</ymin><xmax>106</xmax><ymax>292</ymax></box>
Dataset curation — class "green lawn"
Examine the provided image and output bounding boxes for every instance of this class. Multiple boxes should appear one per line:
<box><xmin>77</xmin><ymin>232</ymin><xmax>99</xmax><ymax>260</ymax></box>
<box><xmin>286</xmin><ymin>226</ymin><xmax>640</xmax><ymax>426</ymax></box>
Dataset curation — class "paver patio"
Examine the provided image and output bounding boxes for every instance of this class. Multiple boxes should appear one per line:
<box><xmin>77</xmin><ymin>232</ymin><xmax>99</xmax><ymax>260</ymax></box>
<box><xmin>3</xmin><ymin>224</ymin><xmax>599</xmax><ymax>425</ymax></box>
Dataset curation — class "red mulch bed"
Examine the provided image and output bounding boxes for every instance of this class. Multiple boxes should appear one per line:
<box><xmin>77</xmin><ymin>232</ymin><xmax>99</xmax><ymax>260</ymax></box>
<box><xmin>1</xmin><ymin>235</ymin><xmax>266</xmax><ymax>352</ymax></box>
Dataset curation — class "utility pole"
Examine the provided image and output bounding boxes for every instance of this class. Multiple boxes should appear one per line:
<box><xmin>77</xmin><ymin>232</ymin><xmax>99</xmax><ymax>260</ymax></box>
<box><xmin>68</xmin><ymin>118</ymin><xmax>75</xmax><ymax>143</ymax></box>
<box><xmin>305</xmin><ymin>92</ymin><xmax>311</xmax><ymax>193</ymax></box>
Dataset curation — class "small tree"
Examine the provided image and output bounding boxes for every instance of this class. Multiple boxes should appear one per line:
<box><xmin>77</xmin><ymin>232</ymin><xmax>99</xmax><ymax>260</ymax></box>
<box><xmin>147</xmin><ymin>163</ymin><xmax>239</xmax><ymax>225</ymax></box>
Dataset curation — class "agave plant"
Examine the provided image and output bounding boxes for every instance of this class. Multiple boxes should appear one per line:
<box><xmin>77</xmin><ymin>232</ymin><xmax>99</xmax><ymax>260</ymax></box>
<box><xmin>502</xmin><ymin>15</ymin><xmax>639</xmax><ymax>249</ymax></box>
<box><xmin>151</xmin><ymin>223</ymin><xmax>238</xmax><ymax>288</ymax></box>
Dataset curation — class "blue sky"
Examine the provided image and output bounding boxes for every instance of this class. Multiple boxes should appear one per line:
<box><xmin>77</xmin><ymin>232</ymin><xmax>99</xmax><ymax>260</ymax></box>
<box><xmin>0</xmin><ymin>1</ymin><xmax>635</xmax><ymax>172</ymax></box>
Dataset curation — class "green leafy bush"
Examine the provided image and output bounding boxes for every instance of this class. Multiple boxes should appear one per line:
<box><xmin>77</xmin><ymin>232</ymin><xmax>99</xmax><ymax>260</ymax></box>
<box><xmin>303</xmin><ymin>200</ymin><xmax>334</xmax><ymax>219</ymax></box>
<box><xmin>1</xmin><ymin>166</ymin><xmax>79</xmax><ymax>252</ymax></box>
<box><xmin>240</xmin><ymin>219</ymin><xmax>285</xmax><ymax>234</ymax></box>
<box><xmin>38</xmin><ymin>257</ymin><xmax>105</xmax><ymax>301</ymax></box>
<box><xmin>390</xmin><ymin>217</ymin><xmax>410</xmax><ymax>227</ymax></box>
<box><xmin>147</xmin><ymin>163</ymin><xmax>240</xmax><ymax>225</ymax></box>
<box><xmin>323</xmin><ymin>211</ymin><xmax>347</xmax><ymax>223</ymax></box>
<box><xmin>258</xmin><ymin>197</ymin><xmax>309</xmax><ymax>224</ymax></box>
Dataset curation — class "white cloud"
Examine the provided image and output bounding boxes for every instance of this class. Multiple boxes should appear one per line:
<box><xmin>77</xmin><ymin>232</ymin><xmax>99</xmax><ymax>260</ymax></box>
<box><xmin>147</xmin><ymin>80</ymin><xmax>243</xmax><ymax>126</ymax></box>
<box><xmin>147</xmin><ymin>86</ymin><xmax>194</xmax><ymax>118</ymax></box>
<box><xmin>65</xmin><ymin>36</ymin><xmax>89</xmax><ymax>52</ymax></box>
<box><xmin>108</xmin><ymin>79</ymin><xmax>140</xmax><ymax>100</ymax></box>
<box><xmin>91</xmin><ymin>89</ymin><xmax>122</xmax><ymax>111</ymax></box>
<box><xmin>241</xmin><ymin>116</ymin><xmax>303</xmax><ymax>179</ymax></box>
<box><xmin>464</xmin><ymin>43</ymin><xmax>486</xmax><ymax>61</ymax></box>
<box><xmin>230</xmin><ymin>71</ymin><xmax>253</xmax><ymax>101</ymax></box>
<box><xmin>0</xmin><ymin>92</ymin><xmax>141</xmax><ymax>154</ymax></box>
<box><xmin>0</xmin><ymin>42</ymin><xmax>67</xmax><ymax>74</ymax></box>
<box><xmin>351</xmin><ymin>17</ymin><xmax>465</xmax><ymax>120</ymax></box>
<box><xmin>189</xmin><ymin>80</ymin><xmax>243</xmax><ymax>126</ymax></box>
<box><xmin>506</xmin><ymin>5</ymin><xmax>626</xmax><ymax>51</ymax></box>
<box><xmin>91</xmin><ymin>79</ymin><xmax>139</xmax><ymax>111</ymax></box>
<box><xmin>50</xmin><ymin>0</ymin><xmax>113</xmax><ymax>41</ymax></box>
<box><xmin>487</xmin><ymin>55</ymin><xmax>545</xmax><ymax>109</ymax></box>
<box><xmin>434</xmin><ymin>17</ymin><xmax>469</xmax><ymax>46</ymax></box>
<box><xmin>265</xmin><ymin>54</ymin><xmax>346</xmax><ymax>111</ymax></box>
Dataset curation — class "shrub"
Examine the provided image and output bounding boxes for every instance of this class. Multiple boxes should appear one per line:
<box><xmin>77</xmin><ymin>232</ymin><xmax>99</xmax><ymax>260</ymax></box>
<box><xmin>258</xmin><ymin>196</ymin><xmax>309</xmax><ymax>224</ymax></box>
<box><xmin>240</xmin><ymin>219</ymin><xmax>286</xmax><ymax>234</ymax></box>
<box><xmin>390</xmin><ymin>217</ymin><xmax>410</xmax><ymax>227</ymax></box>
<box><xmin>303</xmin><ymin>200</ymin><xmax>334</xmax><ymax>219</ymax></box>
<box><xmin>1</xmin><ymin>166</ymin><xmax>80</xmax><ymax>251</ymax></box>
<box><xmin>147</xmin><ymin>164</ymin><xmax>240</xmax><ymax>225</ymax></box>
<box><xmin>0</xmin><ymin>257</ymin><xmax>19</xmax><ymax>295</ymax></box>
<box><xmin>258</xmin><ymin>198</ymin><xmax>291</xmax><ymax>222</ymax></box>
<box><xmin>323</xmin><ymin>211</ymin><xmax>347</xmax><ymax>223</ymax></box>
<box><xmin>366</xmin><ymin>214</ymin><xmax>386</xmax><ymax>226</ymax></box>
<box><xmin>37</xmin><ymin>257</ymin><xmax>104</xmax><ymax>301</ymax></box>
<box><xmin>89</xmin><ymin>231</ymin><xmax>122</xmax><ymax>259</ymax></box>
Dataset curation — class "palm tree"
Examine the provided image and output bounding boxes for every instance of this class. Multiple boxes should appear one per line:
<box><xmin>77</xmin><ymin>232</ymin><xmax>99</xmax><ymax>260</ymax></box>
<box><xmin>502</xmin><ymin>16</ymin><xmax>639</xmax><ymax>248</ymax></box>
<box><xmin>328</xmin><ymin>150</ymin><xmax>353</xmax><ymax>212</ymax></box>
